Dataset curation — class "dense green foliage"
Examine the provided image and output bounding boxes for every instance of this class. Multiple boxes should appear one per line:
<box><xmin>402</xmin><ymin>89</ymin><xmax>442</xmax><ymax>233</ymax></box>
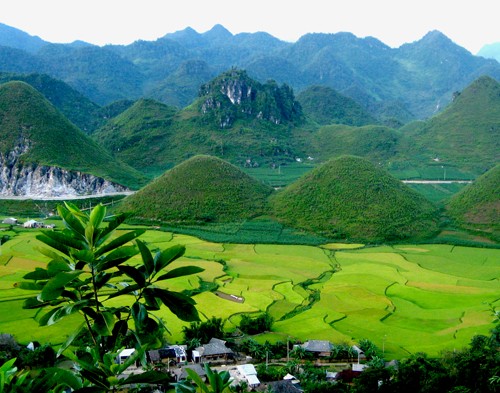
<box><xmin>182</xmin><ymin>317</ymin><xmax>225</xmax><ymax>347</ymax></box>
<box><xmin>119</xmin><ymin>155</ymin><xmax>272</xmax><ymax>223</ymax></box>
<box><xmin>297</xmin><ymin>85</ymin><xmax>376</xmax><ymax>126</ymax></box>
<box><xmin>239</xmin><ymin>313</ymin><xmax>274</xmax><ymax>335</ymax></box>
<box><xmin>198</xmin><ymin>69</ymin><xmax>303</xmax><ymax>128</ymax></box>
<box><xmin>447</xmin><ymin>164</ymin><xmax>500</xmax><ymax>234</ymax></box>
<box><xmin>0</xmin><ymin>81</ymin><xmax>147</xmax><ymax>189</ymax></box>
<box><xmin>271</xmin><ymin>156</ymin><xmax>439</xmax><ymax>242</ymax></box>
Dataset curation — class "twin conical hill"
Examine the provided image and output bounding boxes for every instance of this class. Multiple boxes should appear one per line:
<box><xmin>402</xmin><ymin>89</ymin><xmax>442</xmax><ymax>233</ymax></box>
<box><xmin>271</xmin><ymin>156</ymin><xmax>439</xmax><ymax>242</ymax></box>
<box><xmin>0</xmin><ymin>81</ymin><xmax>146</xmax><ymax>189</ymax></box>
<box><xmin>119</xmin><ymin>155</ymin><xmax>272</xmax><ymax>223</ymax></box>
<box><xmin>447</xmin><ymin>164</ymin><xmax>499</xmax><ymax>229</ymax></box>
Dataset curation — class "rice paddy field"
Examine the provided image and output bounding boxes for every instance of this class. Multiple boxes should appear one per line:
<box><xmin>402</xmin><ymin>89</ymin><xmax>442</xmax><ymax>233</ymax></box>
<box><xmin>0</xmin><ymin>225</ymin><xmax>498</xmax><ymax>360</ymax></box>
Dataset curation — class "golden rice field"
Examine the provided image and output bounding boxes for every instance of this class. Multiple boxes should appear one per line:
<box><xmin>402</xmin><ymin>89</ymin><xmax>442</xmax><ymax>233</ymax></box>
<box><xmin>0</xmin><ymin>227</ymin><xmax>498</xmax><ymax>359</ymax></box>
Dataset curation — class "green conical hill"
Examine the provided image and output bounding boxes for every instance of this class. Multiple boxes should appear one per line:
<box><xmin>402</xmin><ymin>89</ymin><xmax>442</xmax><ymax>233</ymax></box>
<box><xmin>271</xmin><ymin>156</ymin><xmax>439</xmax><ymax>242</ymax></box>
<box><xmin>403</xmin><ymin>76</ymin><xmax>500</xmax><ymax>172</ymax></box>
<box><xmin>91</xmin><ymin>98</ymin><xmax>178</xmax><ymax>169</ymax></box>
<box><xmin>120</xmin><ymin>155</ymin><xmax>273</xmax><ymax>223</ymax></box>
<box><xmin>447</xmin><ymin>164</ymin><xmax>500</xmax><ymax>227</ymax></box>
<box><xmin>0</xmin><ymin>81</ymin><xmax>146</xmax><ymax>189</ymax></box>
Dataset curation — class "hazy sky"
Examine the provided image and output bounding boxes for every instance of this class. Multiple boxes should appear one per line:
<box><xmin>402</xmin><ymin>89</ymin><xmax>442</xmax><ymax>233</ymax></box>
<box><xmin>1</xmin><ymin>0</ymin><xmax>498</xmax><ymax>53</ymax></box>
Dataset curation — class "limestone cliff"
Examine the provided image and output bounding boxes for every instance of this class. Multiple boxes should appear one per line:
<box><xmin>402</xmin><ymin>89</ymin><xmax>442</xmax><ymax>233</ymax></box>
<box><xmin>0</xmin><ymin>142</ymin><xmax>128</xmax><ymax>198</ymax></box>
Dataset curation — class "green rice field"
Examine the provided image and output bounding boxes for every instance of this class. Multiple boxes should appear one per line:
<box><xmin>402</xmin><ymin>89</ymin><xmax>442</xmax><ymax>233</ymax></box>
<box><xmin>0</xmin><ymin>226</ymin><xmax>498</xmax><ymax>359</ymax></box>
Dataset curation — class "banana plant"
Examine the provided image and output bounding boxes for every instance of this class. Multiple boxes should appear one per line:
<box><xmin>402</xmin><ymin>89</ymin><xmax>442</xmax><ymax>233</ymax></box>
<box><xmin>17</xmin><ymin>202</ymin><xmax>204</xmax><ymax>391</ymax></box>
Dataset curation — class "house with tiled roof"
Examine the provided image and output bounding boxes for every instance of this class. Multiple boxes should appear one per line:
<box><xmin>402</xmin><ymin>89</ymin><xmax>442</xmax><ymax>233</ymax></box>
<box><xmin>192</xmin><ymin>338</ymin><xmax>234</xmax><ymax>363</ymax></box>
<box><xmin>301</xmin><ymin>340</ymin><xmax>333</xmax><ymax>357</ymax></box>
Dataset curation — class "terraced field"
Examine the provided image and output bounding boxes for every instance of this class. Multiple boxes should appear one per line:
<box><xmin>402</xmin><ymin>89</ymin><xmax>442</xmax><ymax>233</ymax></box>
<box><xmin>0</xmin><ymin>227</ymin><xmax>498</xmax><ymax>359</ymax></box>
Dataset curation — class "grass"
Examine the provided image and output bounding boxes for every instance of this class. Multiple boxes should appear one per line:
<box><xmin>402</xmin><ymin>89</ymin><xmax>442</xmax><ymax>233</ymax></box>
<box><xmin>0</xmin><ymin>226</ymin><xmax>498</xmax><ymax>360</ymax></box>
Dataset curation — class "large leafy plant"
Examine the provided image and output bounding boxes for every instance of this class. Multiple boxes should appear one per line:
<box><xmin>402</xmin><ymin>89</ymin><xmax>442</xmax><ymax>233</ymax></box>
<box><xmin>18</xmin><ymin>202</ymin><xmax>203</xmax><ymax>391</ymax></box>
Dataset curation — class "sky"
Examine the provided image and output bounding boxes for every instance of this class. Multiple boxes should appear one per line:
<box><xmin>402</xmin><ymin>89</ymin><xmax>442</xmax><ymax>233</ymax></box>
<box><xmin>1</xmin><ymin>0</ymin><xmax>498</xmax><ymax>54</ymax></box>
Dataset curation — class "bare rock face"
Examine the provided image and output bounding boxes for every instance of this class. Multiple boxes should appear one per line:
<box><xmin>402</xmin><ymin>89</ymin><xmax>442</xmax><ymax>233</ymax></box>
<box><xmin>0</xmin><ymin>142</ymin><xmax>128</xmax><ymax>198</ymax></box>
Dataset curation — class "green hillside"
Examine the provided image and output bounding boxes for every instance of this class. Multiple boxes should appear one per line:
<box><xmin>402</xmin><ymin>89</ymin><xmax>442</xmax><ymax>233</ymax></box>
<box><xmin>119</xmin><ymin>155</ymin><xmax>273</xmax><ymax>223</ymax></box>
<box><xmin>92</xmin><ymin>98</ymin><xmax>178</xmax><ymax>171</ymax></box>
<box><xmin>0</xmin><ymin>81</ymin><xmax>147</xmax><ymax>189</ymax></box>
<box><xmin>447</xmin><ymin>164</ymin><xmax>500</xmax><ymax>232</ymax></box>
<box><xmin>297</xmin><ymin>85</ymin><xmax>377</xmax><ymax>126</ymax></box>
<box><xmin>402</xmin><ymin>76</ymin><xmax>500</xmax><ymax>173</ymax></box>
<box><xmin>0</xmin><ymin>72</ymin><xmax>102</xmax><ymax>132</ymax></box>
<box><xmin>310</xmin><ymin>124</ymin><xmax>400</xmax><ymax>163</ymax></box>
<box><xmin>271</xmin><ymin>156</ymin><xmax>439</xmax><ymax>242</ymax></box>
<box><xmin>93</xmin><ymin>70</ymin><xmax>308</xmax><ymax>175</ymax></box>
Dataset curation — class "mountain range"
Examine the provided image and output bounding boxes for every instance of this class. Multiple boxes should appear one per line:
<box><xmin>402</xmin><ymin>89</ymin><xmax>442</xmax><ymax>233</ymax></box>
<box><xmin>0</xmin><ymin>22</ymin><xmax>499</xmax><ymax>122</ymax></box>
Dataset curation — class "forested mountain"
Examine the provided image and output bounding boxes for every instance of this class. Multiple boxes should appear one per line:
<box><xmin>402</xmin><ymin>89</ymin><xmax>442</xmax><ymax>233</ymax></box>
<box><xmin>0</xmin><ymin>81</ymin><xmax>147</xmax><ymax>191</ymax></box>
<box><xmin>0</xmin><ymin>23</ymin><xmax>498</xmax><ymax>122</ymax></box>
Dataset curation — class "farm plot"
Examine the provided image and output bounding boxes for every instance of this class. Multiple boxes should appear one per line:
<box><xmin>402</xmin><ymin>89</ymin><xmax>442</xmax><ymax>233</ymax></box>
<box><xmin>0</xmin><ymin>227</ymin><xmax>498</xmax><ymax>360</ymax></box>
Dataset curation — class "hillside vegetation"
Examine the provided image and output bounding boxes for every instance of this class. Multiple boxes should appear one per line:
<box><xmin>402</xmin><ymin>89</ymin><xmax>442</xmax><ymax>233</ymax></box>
<box><xmin>447</xmin><ymin>164</ymin><xmax>500</xmax><ymax>237</ymax></box>
<box><xmin>297</xmin><ymin>85</ymin><xmax>377</xmax><ymax>126</ymax></box>
<box><xmin>271</xmin><ymin>156</ymin><xmax>439</xmax><ymax>242</ymax></box>
<box><xmin>119</xmin><ymin>155</ymin><xmax>272</xmax><ymax>223</ymax></box>
<box><xmin>310</xmin><ymin>124</ymin><xmax>400</xmax><ymax>163</ymax></box>
<box><xmin>402</xmin><ymin>76</ymin><xmax>500</xmax><ymax>173</ymax></box>
<box><xmin>0</xmin><ymin>81</ymin><xmax>147</xmax><ymax>188</ymax></box>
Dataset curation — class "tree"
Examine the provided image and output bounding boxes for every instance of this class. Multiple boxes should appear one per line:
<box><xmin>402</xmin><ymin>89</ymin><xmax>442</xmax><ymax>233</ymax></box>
<box><xmin>182</xmin><ymin>317</ymin><xmax>225</xmax><ymax>345</ymax></box>
<box><xmin>18</xmin><ymin>202</ymin><xmax>204</xmax><ymax>391</ymax></box>
<box><xmin>239</xmin><ymin>313</ymin><xmax>273</xmax><ymax>335</ymax></box>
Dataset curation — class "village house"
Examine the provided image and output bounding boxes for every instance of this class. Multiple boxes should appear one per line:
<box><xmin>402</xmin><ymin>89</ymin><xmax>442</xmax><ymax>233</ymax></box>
<box><xmin>2</xmin><ymin>217</ymin><xmax>18</xmax><ymax>225</ymax></box>
<box><xmin>192</xmin><ymin>337</ymin><xmax>234</xmax><ymax>363</ymax></box>
<box><xmin>301</xmin><ymin>340</ymin><xmax>333</xmax><ymax>357</ymax></box>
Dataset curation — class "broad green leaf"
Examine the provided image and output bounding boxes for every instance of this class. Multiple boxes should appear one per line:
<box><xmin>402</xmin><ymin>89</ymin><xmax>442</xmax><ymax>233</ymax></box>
<box><xmin>96</xmin><ymin>212</ymin><xmax>130</xmax><ymax>246</ymax></box>
<box><xmin>37</xmin><ymin>247</ymin><xmax>71</xmax><ymax>264</ymax></box>
<box><xmin>89</xmin><ymin>204</ymin><xmax>106</xmax><ymax>230</ymax></box>
<box><xmin>47</xmin><ymin>260</ymin><xmax>72</xmax><ymax>275</ymax></box>
<box><xmin>36</xmin><ymin>234</ymin><xmax>71</xmax><ymax>257</ymax></box>
<box><xmin>94</xmin><ymin>272</ymin><xmax>113</xmax><ymax>290</ymax></box>
<box><xmin>156</xmin><ymin>266</ymin><xmax>204</xmax><ymax>281</ymax></box>
<box><xmin>85</xmin><ymin>223</ymin><xmax>95</xmax><ymax>245</ymax></box>
<box><xmin>154</xmin><ymin>244</ymin><xmax>185</xmax><ymax>272</ymax></box>
<box><xmin>153</xmin><ymin>288</ymin><xmax>200</xmax><ymax>322</ymax></box>
<box><xmin>57</xmin><ymin>322</ymin><xmax>86</xmax><ymax>357</ymax></box>
<box><xmin>39</xmin><ymin>270</ymin><xmax>84</xmax><ymax>301</ymax></box>
<box><xmin>57</xmin><ymin>205</ymin><xmax>86</xmax><ymax>238</ymax></box>
<box><xmin>117</xmin><ymin>265</ymin><xmax>146</xmax><ymax>287</ymax></box>
<box><xmin>15</xmin><ymin>281</ymin><xmax>46</xmax><ymax>291</ymax></box>
<box><xmin>93</xmin><ymin>311</ymin><xmax>115</xmax><ymax>336</ymax></box>
<box><xmin>38</xmin><ymin>307</ymin><xmax>62</xmax><ymax>326</ymax></box>
<box><xmin>106</xmin><ymin>283</ymin><xmax>141</xmax><ymax>299</ymax></box>
<box><xmin>95</xmin><ymin>229</ymin><xmax>145</xmax><ymax>257</ymax></box>
<box><xmin>132</xmin><ymin>302</ymin><xmax>148</xmax><ymax>329</ymax></box>
<box><xmin>23</xmin><ymin>268</ymin><xmax>50</xmax><ymax>280</ymax></box>
<box><xmin>97</xmin><ymin>246</ymin><xmax>139</xmax><ymax>271</ymax></box>
<box><xmin>41</xmin><ymin>230</ymin><xmax>87</xmax><ymax>250</ymax></box>
<box><xmin>186</xmin><ymin>368</ymin><xmax>210</xmax><ymax>393</ymax></box>
<box><xmin>142</xmin><ymin>288</ymin><xmax>161</xmax><ymax>310</ymax></box>
<box><xmin>72</xmin><ymin>249</ymin><xmax>95</xmax><ymax>264</ymax></box>
<box><xmin>136</xmin><ymin>240</ymin><xmax>154</xmax><ymax>277</ymax></box>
